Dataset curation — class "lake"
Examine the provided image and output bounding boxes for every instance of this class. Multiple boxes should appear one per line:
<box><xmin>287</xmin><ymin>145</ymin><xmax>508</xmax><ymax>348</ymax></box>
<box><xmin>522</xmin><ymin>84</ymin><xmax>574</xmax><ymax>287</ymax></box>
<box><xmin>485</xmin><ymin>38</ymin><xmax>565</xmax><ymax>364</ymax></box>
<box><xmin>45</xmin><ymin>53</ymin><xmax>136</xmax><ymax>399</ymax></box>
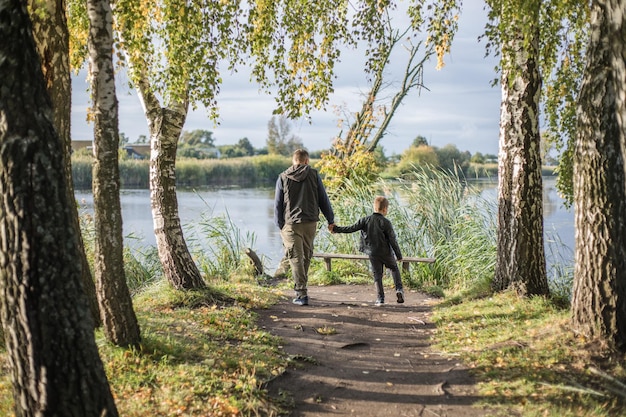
<box><xmin>76</xmin><ymin>187</ymin><xmax>286</xmax><ymax>269</ymax></box>
<box><xmin>75</xmin><ymin>177</ymin><xmax>574</xmax><ymax>273</ymax></box>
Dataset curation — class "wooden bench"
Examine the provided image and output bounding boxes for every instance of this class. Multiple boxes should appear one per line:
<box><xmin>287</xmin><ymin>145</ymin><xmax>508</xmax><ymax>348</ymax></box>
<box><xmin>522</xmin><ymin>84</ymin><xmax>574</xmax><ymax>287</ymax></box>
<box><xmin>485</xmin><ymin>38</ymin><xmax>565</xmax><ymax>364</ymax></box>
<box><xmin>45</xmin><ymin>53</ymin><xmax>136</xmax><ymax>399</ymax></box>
<box><xmin>313</xmin><ymin>253</ymin><xmax>435</xmax><ymax>273</ymax></box>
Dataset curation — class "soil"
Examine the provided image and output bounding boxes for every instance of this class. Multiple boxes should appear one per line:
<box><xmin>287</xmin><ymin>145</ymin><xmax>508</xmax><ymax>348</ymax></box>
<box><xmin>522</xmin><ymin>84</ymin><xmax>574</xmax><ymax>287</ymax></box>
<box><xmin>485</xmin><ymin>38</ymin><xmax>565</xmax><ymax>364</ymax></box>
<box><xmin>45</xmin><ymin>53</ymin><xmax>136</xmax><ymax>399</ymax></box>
<box><xmin>256</xmin><ymin>284</ymin><xmax>501</xmax><ymax>417</ymax></box>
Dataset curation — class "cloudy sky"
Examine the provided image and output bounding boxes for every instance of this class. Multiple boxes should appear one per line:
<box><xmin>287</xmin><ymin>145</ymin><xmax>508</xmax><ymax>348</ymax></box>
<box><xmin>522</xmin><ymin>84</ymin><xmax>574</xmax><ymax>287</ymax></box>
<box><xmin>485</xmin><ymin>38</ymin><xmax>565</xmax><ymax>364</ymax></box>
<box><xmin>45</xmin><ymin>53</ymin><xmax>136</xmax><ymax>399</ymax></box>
<box><xmin>71</xmin><ymin>0</ymin><xmax>501</xmax><ymax>157</ymax></box>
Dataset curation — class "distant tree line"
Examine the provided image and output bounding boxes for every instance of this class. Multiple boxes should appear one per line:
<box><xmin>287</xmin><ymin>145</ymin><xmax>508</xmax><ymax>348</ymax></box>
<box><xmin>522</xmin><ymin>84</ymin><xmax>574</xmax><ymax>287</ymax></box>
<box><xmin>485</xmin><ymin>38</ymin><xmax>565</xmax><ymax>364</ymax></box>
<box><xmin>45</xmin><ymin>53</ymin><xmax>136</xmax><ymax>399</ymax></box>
<box><xmin>112</xmin><ymin>124</ymin><xmax>505</xmax><ymax>173</ymax></box>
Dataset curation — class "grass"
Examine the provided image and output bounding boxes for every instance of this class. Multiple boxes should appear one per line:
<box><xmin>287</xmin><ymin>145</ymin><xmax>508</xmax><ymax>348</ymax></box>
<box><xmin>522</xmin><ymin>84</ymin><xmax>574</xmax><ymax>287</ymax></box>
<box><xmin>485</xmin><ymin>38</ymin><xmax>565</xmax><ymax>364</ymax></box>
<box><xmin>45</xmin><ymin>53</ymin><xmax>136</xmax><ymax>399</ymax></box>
<box><xmin>0</xmin><ymin>278</ymin><xmax>291</xmax><ymax>417</ymax></box>
<box><xmin>104</xmin><ymin>280</ymin><xmax>287</xmax><ymax>417</ymax></box>
<box><xmin>432</xmin><ymin>291</ymin><xmax>626</xmax><ymax>417</ymax></box>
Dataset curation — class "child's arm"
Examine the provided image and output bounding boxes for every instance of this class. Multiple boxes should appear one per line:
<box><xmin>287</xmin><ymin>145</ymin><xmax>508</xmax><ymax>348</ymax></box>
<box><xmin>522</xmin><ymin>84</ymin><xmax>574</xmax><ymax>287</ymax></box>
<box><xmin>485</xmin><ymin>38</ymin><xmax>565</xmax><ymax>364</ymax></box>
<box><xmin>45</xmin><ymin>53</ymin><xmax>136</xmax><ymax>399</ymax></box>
<box><xmin>332</xmin><ymin>217</ymin><xmax>365</xmax><ymax>234</ymax></box>
<box><xmin>386</xmin><ymin>222</ymin><xmax>403</xmax><ymax>260</ymax></box>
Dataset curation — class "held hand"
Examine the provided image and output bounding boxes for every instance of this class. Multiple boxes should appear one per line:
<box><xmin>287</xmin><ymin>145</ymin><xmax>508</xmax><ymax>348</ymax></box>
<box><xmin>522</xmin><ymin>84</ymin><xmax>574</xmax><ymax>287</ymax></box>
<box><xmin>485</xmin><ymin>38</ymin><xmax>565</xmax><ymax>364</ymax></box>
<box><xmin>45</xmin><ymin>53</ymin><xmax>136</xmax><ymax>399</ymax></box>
<box><xmin>328</xmin><ymin>223</ymin><xmax>335</xmax><ymax>233</ymax></box>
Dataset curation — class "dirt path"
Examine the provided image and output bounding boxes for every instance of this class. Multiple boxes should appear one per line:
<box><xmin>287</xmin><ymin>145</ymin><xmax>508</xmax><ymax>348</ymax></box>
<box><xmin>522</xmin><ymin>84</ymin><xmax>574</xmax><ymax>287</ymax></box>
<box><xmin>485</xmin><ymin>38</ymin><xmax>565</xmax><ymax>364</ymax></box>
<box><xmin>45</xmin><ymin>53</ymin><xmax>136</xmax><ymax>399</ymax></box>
<box><xmin>256</xmin><ymin>284</ymin><xmax>496</xmax><ymax>417</ymax></box>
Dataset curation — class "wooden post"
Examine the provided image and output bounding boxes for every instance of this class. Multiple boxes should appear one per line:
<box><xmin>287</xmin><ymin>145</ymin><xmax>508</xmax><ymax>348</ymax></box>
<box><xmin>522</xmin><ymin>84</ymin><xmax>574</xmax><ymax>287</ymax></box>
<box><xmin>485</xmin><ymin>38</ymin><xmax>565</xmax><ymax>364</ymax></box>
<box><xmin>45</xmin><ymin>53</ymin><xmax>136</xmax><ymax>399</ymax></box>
<box><xmin>245</xmin><ymin>248</ymin><xmax>264</xmax><ymax>276</ymax></box>
<box><xmin>323</xmin><ymin>257</ymin><xmax>332</xmax><ymax>271</ymax></box>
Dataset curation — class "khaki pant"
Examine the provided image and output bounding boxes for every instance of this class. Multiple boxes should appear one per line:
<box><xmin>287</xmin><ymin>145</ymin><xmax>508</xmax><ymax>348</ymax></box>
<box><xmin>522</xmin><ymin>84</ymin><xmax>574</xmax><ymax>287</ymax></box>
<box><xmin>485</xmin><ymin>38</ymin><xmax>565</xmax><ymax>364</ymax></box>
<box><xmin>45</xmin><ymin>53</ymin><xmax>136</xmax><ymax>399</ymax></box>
<box><xmin>280</xmin><ymin>222</ymin><xmax>317</xmax><ymax>297</ymax></box>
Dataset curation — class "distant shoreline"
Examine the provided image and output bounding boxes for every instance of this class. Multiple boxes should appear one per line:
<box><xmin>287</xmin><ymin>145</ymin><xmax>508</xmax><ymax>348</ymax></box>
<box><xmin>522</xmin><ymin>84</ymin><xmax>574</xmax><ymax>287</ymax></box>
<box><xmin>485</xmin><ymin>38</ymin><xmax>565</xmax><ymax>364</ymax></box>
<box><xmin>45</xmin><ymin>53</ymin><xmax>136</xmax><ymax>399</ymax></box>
<box><xmin>71</xmin><ymin>155</ymin><xmax>557</xmax><ymax>190</ymax></box>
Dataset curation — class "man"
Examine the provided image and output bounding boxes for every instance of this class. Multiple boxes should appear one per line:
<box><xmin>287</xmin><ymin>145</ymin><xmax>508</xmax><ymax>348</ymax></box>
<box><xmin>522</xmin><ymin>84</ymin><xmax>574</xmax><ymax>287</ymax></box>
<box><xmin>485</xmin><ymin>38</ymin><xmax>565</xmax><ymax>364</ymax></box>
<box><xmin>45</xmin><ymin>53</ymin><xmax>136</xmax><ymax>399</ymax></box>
<box><xmin>274</xmin><ymin>149</ymin><xmax>335</xmax><ymax>305</ymax></box>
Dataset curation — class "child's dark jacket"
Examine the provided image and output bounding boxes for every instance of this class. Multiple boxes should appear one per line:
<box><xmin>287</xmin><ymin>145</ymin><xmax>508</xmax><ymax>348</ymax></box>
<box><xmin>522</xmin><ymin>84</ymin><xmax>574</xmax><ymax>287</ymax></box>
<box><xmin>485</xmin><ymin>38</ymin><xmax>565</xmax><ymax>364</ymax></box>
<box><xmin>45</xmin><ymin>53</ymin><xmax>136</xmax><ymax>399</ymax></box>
<box><xmin>333</xmin><ymin>213</ymin><xmax>403</xmax><ymax>260</ymax></box>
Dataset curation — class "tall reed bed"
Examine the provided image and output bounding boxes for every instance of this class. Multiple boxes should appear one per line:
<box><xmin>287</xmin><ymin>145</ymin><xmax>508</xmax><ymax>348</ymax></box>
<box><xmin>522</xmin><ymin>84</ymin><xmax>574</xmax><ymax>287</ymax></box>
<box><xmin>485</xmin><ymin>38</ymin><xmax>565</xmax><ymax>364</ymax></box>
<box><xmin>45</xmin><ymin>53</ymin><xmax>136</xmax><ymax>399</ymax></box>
<box><xmin>78</xmin><ymin>204</ymin><xmax>163</xmax><ymax>293</ymax></box>
<box><xmin>320</xmin><ymin>169</ymin><xmax>574</xmax><ymax>299</ymax></box>
<box><xmin>79</xmin><ymin>200</ymin><xmax>255</xmax><ymax>290</ymax></box>
<box><xmin>72</xmin><ymin>154</ymin><xmax>291</xmax><ymax>189</ymax></box>
<box><xmin>317</xmin><ymin>169</ymin><xmax>498</xmax><ymax>295</ymax></box>
<box><xmin>395</xmin><ymin>169</ymin><xmax>497</xmax><ymax>294</ymax></box>
<box><xmin>184</xmin><ymin>195</ymin><xmax>258</xmax><ymax>280</ymax></box>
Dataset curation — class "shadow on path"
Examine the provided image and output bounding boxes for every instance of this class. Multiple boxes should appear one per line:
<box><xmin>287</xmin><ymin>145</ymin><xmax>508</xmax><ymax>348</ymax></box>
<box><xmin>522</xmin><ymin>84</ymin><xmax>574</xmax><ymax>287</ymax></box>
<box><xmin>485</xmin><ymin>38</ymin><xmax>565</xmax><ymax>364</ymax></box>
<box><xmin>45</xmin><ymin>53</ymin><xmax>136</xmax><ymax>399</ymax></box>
<box><xmin>256</xmin><ymin>284</ymin><xmax>498</xmax><ymax>417</ymax></box>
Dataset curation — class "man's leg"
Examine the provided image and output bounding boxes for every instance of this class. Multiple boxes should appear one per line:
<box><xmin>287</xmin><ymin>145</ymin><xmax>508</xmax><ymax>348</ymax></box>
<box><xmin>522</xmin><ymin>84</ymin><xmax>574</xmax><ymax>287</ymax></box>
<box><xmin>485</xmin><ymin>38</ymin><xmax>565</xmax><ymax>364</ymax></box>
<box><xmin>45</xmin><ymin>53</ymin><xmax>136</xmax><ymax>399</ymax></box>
<box><xmin>280</xmin><ymin>224</ymin><xmax>307</xmax><ymax>298</ymax></box>
<box><xmin>299</xmin><ymin>222</ymin><xmax>317</xmax><ymax>278</ymax></box>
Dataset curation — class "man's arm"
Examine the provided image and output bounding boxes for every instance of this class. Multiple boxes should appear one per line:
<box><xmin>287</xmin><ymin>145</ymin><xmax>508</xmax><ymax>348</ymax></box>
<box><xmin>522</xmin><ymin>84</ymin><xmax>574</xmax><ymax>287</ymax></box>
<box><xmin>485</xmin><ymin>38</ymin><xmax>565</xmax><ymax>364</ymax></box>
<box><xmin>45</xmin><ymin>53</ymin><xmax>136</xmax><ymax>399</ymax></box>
<box><xmin>273</xmin><ymin>175</ymin><xmax>285</xmax><ymax>229</ymax></box>
<box><xmin>316</xmin><ymin>174</ymin><xmax>334</xmax><ymax>225</ymax></box>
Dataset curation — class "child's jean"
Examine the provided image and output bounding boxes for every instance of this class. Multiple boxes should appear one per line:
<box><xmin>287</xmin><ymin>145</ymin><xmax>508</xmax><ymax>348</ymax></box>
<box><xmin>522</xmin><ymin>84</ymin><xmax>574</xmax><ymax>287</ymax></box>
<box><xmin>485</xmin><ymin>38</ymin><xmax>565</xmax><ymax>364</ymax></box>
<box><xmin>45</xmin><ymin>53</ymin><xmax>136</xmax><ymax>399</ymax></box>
<box><xmin>369</xmin><ymin>254</ymin><xmax>403</xmax><ymax>301</ymax></box>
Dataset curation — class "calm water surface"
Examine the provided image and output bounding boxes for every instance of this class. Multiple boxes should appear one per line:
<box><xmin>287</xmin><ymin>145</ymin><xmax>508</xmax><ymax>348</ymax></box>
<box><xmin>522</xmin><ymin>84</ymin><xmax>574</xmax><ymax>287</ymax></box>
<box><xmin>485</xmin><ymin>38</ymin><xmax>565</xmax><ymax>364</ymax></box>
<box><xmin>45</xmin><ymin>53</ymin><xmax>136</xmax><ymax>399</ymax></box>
<box><xmin>77</xmin><ymin>187</ymin><xmax>286</xmax><ymax>270</ymax></box>
<box><xmin>76</xmin><ymin>177</ymin><xmax>574</xmax><ymax>273</ymax></box>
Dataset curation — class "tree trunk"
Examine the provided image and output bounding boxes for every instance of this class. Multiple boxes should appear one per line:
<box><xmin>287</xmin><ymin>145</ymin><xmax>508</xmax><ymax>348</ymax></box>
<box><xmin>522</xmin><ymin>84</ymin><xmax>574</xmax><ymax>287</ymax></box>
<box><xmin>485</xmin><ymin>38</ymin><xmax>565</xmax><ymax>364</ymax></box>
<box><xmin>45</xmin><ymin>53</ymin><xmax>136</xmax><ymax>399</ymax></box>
<box><xmin>571</xmin><ymin>0</ymin><xmax>626</xmax><ymax>351</ymax></box>
<box><xmin>87</xmin><ymin>0</ymin><xmax>141</xmax><ymax>346</ymax></box>
<box><xmin>492</xmin><ymin>26</ymin><xmax>549</xmax><ymax>296</ymax></box>
<box><xmin>149</xmin><ymin>103</ymin><xmax>206</xmax><ymax>289</ymax></box>
<box><xmin>123</xmin><ymin>53</ymin><xmax>205</xmax><ymax>289</ymax></box>
<box><xmin>0</xmin><ymin>2</ymin><xmax>119</xmax><ymax>415</ymax></box>
<box><xmin>28</xmin><ymin>0</ymin><xmax>101</xmax><ymax>326</ymax></box>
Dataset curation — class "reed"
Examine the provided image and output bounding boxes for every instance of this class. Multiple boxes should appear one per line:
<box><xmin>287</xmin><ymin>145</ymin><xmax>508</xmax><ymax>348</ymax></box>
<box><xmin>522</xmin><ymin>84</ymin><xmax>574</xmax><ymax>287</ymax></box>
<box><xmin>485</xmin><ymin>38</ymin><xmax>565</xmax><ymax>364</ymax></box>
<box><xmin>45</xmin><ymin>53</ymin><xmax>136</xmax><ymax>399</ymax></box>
<box><xmin>123</xmin><ymin>238</ymin><xmax>163</xmax><ymax>293</ymax></box>
<box><xmin>320</xmin><ymin>168</ymin><xmax>574</xmax><ymax>299</ymax></box>
<box><xmin>544</xmin><ymin>227</ymin><xmax>574</xmax><ymax>305</ymax></box>
<box><xmin>72</xmin><ymin>155</ymin><xmax>95</xmax><ymax>190</ymax></box>
<box><xmin>186</xmin><ymin>196</ymin><xmax>258</xmax><ymax>280</ymax></box>
<box><xmin>78</xmin><ymin>204</ymin><xmax>162</xmax><ymax>293</ymax></box>
<box><xmin>71</xmin><ymin>154</ymin><xmax>291</xmax><ymax>189</ymax></box>
<box><xmin>316</xmin><ymin>168</ymin><xmax>498</xmax><ymax>295</ymax></box>
<box><xmin>120</xmin><ymin>159</ymin><xmax>150</xmax><ymax>188</ymax></box>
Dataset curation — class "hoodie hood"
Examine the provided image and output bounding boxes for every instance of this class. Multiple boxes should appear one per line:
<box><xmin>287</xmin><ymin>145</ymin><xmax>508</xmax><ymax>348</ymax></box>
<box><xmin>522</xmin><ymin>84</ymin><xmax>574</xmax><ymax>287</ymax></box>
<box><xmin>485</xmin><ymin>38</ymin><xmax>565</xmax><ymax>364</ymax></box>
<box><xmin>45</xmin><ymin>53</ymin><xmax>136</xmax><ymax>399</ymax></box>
<box><xmin>284</xmin><ymin>164</ymin><xmax>311</xmax><ymax>182</ymax></box>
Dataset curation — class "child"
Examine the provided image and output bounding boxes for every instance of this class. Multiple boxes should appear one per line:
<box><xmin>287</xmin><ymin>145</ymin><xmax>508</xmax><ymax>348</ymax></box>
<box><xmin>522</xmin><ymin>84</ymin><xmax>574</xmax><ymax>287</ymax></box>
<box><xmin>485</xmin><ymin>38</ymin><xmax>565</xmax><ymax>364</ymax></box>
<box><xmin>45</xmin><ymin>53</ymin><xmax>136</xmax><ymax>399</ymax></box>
<box><xmin>330</xmin><ymin>196</ymin><xmax>404</xmax><ymax>306</ymax></box>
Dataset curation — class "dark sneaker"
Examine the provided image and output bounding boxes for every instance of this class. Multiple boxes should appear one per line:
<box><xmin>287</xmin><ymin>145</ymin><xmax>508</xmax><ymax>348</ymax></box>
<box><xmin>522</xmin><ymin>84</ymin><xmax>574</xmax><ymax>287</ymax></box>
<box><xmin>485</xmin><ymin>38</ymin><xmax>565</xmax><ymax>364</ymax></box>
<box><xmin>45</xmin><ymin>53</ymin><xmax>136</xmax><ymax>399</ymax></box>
<box><xmin>292</xmin><ymin>296</ymin><xmax>309</xmax><ymax>306</ymax></box>
<box><xmin>396</xmin><ymin>289</ymin><xmax>405</xmax><ymax>304</ymax></box>
<box><xmin>375</xmin><ymin>298</ymin><xmax>384</xmax><ymax>306</ymax></box>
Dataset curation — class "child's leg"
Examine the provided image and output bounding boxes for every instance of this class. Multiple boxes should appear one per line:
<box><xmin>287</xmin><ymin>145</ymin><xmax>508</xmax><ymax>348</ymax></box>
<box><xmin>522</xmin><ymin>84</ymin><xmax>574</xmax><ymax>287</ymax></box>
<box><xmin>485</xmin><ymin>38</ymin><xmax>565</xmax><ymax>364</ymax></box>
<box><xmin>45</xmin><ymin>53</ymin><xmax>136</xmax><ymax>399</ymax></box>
<box><xmin>369</xmin><ymin>257</ymin><xmax>385</xmax><ymax>302</ymax></box>
<box><xmin>390</xmin><ymin>266</ymin><xmax>403</xmax><ymax>291</ymax></box>
<box><xmin>390</xmin><ymin>266</ymin><xmax>405</xmax><ymax>303</ymax></box>
<box><xmin>383</xmin><ymin>257</ymin><xmax>405</xmax><ymax>303</ymax></box>
<box><xmin>382</xmin><ymin>256</ymin><xmax>403</xmax><ymax>291</ymax></box>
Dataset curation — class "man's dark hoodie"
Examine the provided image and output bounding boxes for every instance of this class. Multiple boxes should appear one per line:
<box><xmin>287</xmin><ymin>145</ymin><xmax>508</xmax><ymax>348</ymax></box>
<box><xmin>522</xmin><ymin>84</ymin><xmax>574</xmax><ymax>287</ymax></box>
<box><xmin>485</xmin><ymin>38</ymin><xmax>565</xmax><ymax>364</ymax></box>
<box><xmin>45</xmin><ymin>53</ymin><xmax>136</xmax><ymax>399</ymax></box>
<box><xmin>274</xmin><ymin>164</ymin><xmax>334</xmax><ymax>230</ymax></box>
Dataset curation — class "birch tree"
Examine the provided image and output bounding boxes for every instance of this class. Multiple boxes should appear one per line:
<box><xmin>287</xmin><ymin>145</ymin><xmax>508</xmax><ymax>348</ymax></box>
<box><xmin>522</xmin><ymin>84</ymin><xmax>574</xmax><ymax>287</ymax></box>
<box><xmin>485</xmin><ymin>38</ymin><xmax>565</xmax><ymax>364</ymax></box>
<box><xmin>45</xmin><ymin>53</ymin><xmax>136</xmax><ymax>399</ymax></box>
<box><xmin>28</xmin><ymin>0</ymin><xmax>101</xmax><ymax>326</ymax></box>
<box><xmin>0</xmin><ymin>1</ymin><xmax>119</xmax><ymax>414</ymax></box>
<box><xmin>107</xmin><ymin>0</ymin><xmax>254</xmax><ymax>289</ymax></box>
<box><xmin>87</xmin><ymin>0</ymin><xmax>141</xmax><ymax>346</ymax></box>
<box><xmin>494</xmin><ymin>1</ymin><xmax>549</xmax><ymax>296</ymax></box>
<box><xmin>570</xmin><ymin>0</ymin><xmax>626</xmax><ymax>351</ymax></box>
<box><xmin>486</xmin><ymin>0</ymin><xmax>549</xmax><ymax>296</ymax></box>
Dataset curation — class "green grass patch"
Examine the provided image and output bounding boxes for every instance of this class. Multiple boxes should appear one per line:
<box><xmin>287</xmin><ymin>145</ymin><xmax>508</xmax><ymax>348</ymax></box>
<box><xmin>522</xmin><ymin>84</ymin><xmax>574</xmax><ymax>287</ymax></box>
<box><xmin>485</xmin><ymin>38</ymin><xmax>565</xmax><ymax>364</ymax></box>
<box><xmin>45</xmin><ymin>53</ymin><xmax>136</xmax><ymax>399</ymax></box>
<box><xmin>0</xmin><ymin>279</ymin><xmax>289</xmax><ymax>417</ymax></box>
<box><xmin>432</xmin><ymin>290</ymin><xmax>626</xmax><ymax>417</ymax></box>
<box><xmin>103</xmin><ymin>279</ymin><xmax>289</xmax><ymax>416</ymax></box>
<box><xmin>308</xmin><ymin>258</ymin><xmax>372</xmax><ymax>286</ymax></box>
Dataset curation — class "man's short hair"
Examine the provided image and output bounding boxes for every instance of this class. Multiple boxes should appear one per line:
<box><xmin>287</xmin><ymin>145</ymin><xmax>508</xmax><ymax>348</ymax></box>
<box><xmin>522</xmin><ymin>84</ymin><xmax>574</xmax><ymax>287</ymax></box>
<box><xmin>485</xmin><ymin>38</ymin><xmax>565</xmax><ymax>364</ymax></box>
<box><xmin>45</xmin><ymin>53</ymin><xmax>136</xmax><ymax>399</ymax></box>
<box><xmin>374</xmin><ymin>196</ymin><xmax>389</xmax><ymax>212</ymax></box>
<box><xmin>293</xmin><ymin>149</ymin><xmax>309</xmax><ymax>164</ymax></box>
